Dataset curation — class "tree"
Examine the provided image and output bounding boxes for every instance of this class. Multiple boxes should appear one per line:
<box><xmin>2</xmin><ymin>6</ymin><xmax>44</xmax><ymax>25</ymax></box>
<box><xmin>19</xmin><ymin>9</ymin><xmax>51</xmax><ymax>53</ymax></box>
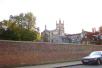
<box><xmin>15</xmin><ymin>28</ymin><xmax>40</xmax><ymax>41</ymax></box>
<box><xmin>0</xmin><ymin>18</ymin><xmax>40</xmax><ymax>41</ymax></box>
<box><xmin>0</xmin><ymin>21</ymin><xmax>5</xmax><ymax>36</ymax></box>
<box><xmin>0</xmin><ymin>12</ymin><xmax>40</xmax><ymax>41</ymax></box>
<box><xmin>0</xmin><ymin>20</ymin><xmax>19</xmax><ymax>40</ymax></box>
<box><xmin>0</xmin><ymin>28</ymin><xmax>19</xmax><ymax>40</ymax></box>
<box><xmin>10</xmin><ymin>12</ymin><xmax>36</xmax><ymax>30</ymax></box>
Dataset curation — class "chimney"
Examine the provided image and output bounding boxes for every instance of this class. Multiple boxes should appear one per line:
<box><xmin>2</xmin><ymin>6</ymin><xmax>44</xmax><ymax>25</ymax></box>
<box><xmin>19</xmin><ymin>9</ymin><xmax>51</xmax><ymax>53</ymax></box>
<box><xmin>92</xmin><ymin>28</ymin><xmax>96</xmax><ymax>33</ymax></box>
<box><xmin>82</xmin><ymin>29</ymin><xmax>84</xmax><ymax>33</ymax></box>
<box><xmin>99</xmin><ymin>26</ymin><xmax>102</xmax><ymax>32</ymax></box>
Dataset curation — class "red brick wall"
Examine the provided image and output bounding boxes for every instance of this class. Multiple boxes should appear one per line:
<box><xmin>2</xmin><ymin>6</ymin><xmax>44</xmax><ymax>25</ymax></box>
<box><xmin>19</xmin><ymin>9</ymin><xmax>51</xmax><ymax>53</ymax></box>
<box><xmin>0</xmin><ymin>40</ymin><xmax>102</xmax><ymax>65</ymax></box>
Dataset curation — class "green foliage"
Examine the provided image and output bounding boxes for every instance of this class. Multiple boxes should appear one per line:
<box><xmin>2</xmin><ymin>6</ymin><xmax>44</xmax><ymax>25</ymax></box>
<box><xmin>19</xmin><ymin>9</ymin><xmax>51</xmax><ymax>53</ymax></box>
<box><xmin>10</xmin><ymin>12</ymin><xmax>36</xmax><ymax>30</ymax></box>
<box><xmin>0</xmin><ymin>12</ymin><xmax>41</xmax><ymax>41</ymax></box>
<box><xmin>14</xmin><ymin>28</ymin><xmax>40</xmax><ymax>41</ymax></box>
<box><xmin>0</xmin><ymin>28</ymin><xmax>19</xmax><ymax>40</ymax></box>
<box><xmin>0</xmin><ymin>21</ymin><xmax>3</xmax><ymax>25</ymax></box>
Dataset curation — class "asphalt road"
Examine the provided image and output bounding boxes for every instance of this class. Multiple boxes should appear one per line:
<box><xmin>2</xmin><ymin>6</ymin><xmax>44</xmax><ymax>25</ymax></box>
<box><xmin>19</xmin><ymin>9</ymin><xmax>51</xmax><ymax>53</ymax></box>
<box><xmin>65</xmin><ymin>65</ymin><xmax>102</xmax><ymax>68</ymax></box>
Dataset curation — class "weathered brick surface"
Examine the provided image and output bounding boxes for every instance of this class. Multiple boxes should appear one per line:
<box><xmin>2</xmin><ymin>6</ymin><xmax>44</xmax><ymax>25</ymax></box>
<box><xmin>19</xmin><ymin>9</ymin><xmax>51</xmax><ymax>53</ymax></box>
<box><xmin>0</xmin><ymin>40</ymin><xmax>102</xmax><ymax>65</ymax></box>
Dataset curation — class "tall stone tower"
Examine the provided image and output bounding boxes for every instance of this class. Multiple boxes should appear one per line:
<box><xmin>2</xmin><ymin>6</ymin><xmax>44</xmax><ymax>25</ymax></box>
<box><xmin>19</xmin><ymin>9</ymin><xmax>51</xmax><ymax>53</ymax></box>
<box><xmin>56</xmin><ymin>19</ymin><xmax>65</xmax><ymax>35</ymax></box>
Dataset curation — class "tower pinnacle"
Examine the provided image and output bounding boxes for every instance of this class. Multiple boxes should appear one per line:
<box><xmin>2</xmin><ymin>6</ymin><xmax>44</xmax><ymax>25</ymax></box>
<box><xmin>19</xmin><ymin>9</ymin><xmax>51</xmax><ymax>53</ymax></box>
<box><xmin>59</xmin><ymin>19</ymin><xmax>61</xmax><ymax>23</ymax></box>
<box><xmin>45</xmin><ymin>24</ymin><xmax>47</xmax><ymax>30</ymax></box>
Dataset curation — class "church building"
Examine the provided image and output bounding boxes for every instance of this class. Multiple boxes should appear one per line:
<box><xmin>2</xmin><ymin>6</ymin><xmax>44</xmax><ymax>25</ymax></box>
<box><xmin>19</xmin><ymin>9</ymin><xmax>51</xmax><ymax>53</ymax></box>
<box><xmin>41</xmin><ymin>19</ymin><xmax>65</xmax><ymax>42</ymax></box>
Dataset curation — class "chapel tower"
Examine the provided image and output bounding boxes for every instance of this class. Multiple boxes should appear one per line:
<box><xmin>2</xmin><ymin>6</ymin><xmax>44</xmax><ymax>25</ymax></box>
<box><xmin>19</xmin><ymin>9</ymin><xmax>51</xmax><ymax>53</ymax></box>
<box><xmin>56</xmin><ymin>19</ymin><xmax>65</xmax><ymax>35</ymax></box>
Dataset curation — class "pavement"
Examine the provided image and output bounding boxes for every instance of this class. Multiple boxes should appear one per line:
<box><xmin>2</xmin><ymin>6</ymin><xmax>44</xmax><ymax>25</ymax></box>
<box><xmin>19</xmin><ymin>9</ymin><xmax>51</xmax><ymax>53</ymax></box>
<box><xmin>15</xmin><ymin>61</ymin><xmax>82</xmax><ymax>68</ymax></box>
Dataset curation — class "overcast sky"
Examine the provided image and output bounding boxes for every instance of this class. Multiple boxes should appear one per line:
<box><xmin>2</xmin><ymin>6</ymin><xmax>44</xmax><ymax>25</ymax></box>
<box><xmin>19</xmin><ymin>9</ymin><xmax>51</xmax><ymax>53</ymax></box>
<box><xmin>0</xmin><ymin>0</ymin><xmax>102</xmax><ymax>34</ymax></box>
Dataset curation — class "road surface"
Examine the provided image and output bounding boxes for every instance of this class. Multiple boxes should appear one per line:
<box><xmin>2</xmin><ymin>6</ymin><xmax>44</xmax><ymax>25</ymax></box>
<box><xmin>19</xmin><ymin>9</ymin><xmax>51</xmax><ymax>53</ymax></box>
<box><xmin>65</xmin><ymin>65</ymin><xmax>102</xmax><ymax>68</ymax></box>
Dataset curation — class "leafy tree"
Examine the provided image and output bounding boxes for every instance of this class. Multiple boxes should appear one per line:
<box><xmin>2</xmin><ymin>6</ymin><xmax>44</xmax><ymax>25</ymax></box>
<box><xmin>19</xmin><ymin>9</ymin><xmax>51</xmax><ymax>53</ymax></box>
<box><xmin>0</xmin><ymin>21</ymin><xmax>5</xmax><ymax>37</ymax></box>
<box><xmin>0</xmin><ymin>28</ymin><xmax>19</xmax><ymax>40</ymax></box>
<box><xmin>0</xmin><ymin>24</ymin><xmax>40</xmax><ymax>41</ymax></box>
<box><xmin>10</xmin><ymin>12</ymin><xmax>36</xmax><ymax>30</ymax></box>
<box><xmin>15</xmin><ymin>28</ymin><xmax>40</xmax><ymax>41</ymax></box>
<box><xmin>0</xmin><ymin>12</ymin><xmax>41</xmax><ymax>41</ymax></box>
<box><xmin>0</xmin><ymin>21</ymin><xmax>3</xmax><ymax>25</ymax></box>
<box><xmin>0</xmin><ymin>20</ymin><xmax>19</xmax><ymax>40</ymax></box>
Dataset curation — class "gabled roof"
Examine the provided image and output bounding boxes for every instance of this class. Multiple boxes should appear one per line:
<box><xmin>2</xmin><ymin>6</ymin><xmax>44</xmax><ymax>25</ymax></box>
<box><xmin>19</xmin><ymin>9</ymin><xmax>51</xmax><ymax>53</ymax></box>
<box><xmin>58</xmin><ymin>35</ymin><xmax>68</xmax><ymax>39</ymax></box>
<box><xmin>82</xmin><ymin>30</ymin><xmax>99</xmax><ymax>35</ymax></box>
<box><xmin>81</xmin><ymin>31</ymin><xmax>99</xmax><ymax>42</ymax></box>
<box><xmin>41</xmin><ymin>28</ymin><xmax>57</xmax><ymax>34</ymax></box>
<box><xmin>57</xmin><ymin>35</ymin><xmax>71</xmax><ymax>40</ymax></box>
<box><xmin>41</xmin><ymin>29</ymin><xmax>51</xmax><ymax>34</ymax></box>
<box><xmin>66</xmin><ymin>33</ymin><xmax>81</xmax><ymax>36</ymax></box>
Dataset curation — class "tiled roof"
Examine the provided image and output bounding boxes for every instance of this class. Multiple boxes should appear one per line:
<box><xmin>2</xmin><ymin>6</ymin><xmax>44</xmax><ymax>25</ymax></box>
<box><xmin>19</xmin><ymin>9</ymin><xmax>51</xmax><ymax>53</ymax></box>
<box><xmin>58</xmin><ymin>35</ymin><xmax>71</xmax><ymax>40</ymax></box>
<box><xmin>66</xmin><ymin>33</ymin><xmax>81</xmax><ymax>36</ymax></box>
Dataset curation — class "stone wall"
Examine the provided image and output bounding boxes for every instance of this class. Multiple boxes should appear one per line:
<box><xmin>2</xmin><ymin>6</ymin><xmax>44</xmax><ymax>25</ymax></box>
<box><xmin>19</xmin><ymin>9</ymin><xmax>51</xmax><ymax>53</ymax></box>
<box><xmin>0</xmin><ymin>40</ymin><xmax>102</xmax><ymax>65</ymax></box>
